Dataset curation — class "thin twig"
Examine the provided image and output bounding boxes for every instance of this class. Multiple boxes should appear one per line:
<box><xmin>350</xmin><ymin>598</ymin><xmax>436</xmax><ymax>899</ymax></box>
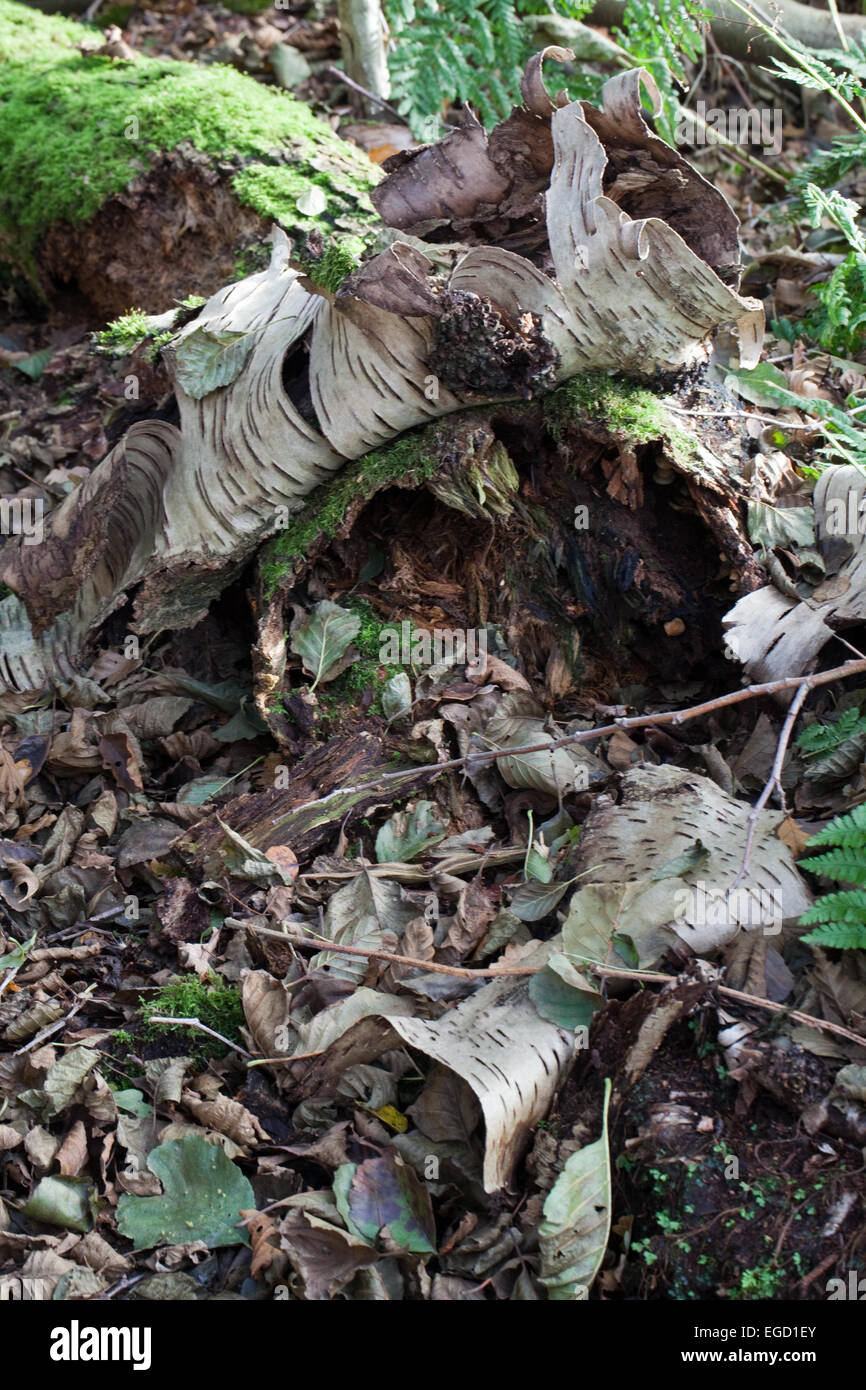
<box><xmin>246</xmin><ymin>930</ymin><xmax>865</xmax><ymax>1050</ymax></box>
<box><xmin>13</xmin><ymin>984</ymin><xmax>96</xmax><ymax>1055</ymax></box>
<box><xmin>324</xmin><ymin>66</ymin><xmax>414</xmax><ymax>125</ymax></box>
<box><xmin>589</xmin><ymin>964</ymin><xmax>865</xmax><ymax>1048</ymax></box>
<box><xmin>267</xmin><ymin>658</ymin><xmax>866</xmax><ymax>825</ymax></box>
<box><xmin>250</xmin><ymin>925</ymin><xmax>538</xmax><ymax>979</ymax></box>
<box><xmin>731</xmin><ymin>679</ymin><xmax>809</xmax><ymax>889</ymax></box>
<box><xmin>145</xmin><ymin>1015</ymin><xmax>253</xmax><ymax>1060</ymax></box>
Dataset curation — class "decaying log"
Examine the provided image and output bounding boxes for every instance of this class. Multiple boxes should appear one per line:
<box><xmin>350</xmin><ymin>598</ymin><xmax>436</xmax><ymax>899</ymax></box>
<box><xmin>0</xmin><ymin>0</ymin><xmax>378</xmax><ymax>320</ymax></box>
<box><xmin>0</xmin><ymin>54</ymin><xmax>763</xmax><ymax>711</ymax></box>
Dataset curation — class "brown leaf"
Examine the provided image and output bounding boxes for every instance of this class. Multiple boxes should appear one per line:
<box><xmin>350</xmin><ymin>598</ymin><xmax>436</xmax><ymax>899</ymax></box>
<box><xmin>440</xmin><ymin>878</ymin><xmax>498</xmax><ymax>963</ymax></box>
<box><xmin>56</xmin><ymin>1120</ymin><xmax>88</xmax><ymax>1176</ymax></box>
<box><xmin>241</xmin><ymin>1209</ymin><xmax>280</xmax><ymax>1278</ymax></box>
<box><xmin>98</xmin><ymin>731</ymin><xmax>143</xmax><ymax>792</ymax></box>
<box><xmin>242</xmin><ymin>969</ymin><xmax>292</xmax><ymax>1058</ymax></box>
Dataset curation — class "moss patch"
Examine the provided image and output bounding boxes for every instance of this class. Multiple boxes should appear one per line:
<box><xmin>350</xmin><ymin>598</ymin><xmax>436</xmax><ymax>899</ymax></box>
<box><xmin>260</xmin><ymin>423</ymin><xmax>444</xmax><ymax>597</ymax></box>
<box><xmin>315</xmin><ymin>598</ymin><xmax>411</xmax><ymax>719</ymax></box>
<box><xmin>543</xmin><ymin>373</ymin><xmax>699</xmax><ymax>469</ymax></box>
<box><xmin>0</xmin><ymin>0</ymin><xmax>378</xmax><ymax>260</ymax></box>
<box><xmin>138</xmin><ymin>974</ymin><xmax>243</xmax><ymax>1061</ymax></box>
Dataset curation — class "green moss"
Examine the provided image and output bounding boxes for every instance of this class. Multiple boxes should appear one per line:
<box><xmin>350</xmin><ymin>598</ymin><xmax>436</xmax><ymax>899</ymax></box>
<box><xmin>260</xmin><ymin>423</ymin><xmax>443</xmax><ymax>597</ymax></box>
<box><xmin>296</xmin><ymin>234</ymin><xmax>367</xmax><ymax>293</ymax></box>
<box><xmin>543</xmin><ymin>373</ymin><xmax>699</xmax><ymax>469</ymax></box>
<box><xmin>138</xmin><ymin>974</ymin><xmax>243</xmax><ymax>1060</ymax></box>
<box><xmin>92</xmin><ymin>307</ymin><xmax>152</xmax><ymax>354</ymax></box>
<box><xmin>0</xmin><ymin>0</ymin><xmax>378</xmax><ymax>262</ymax></box>
<box><xmin>223</xmin><ymin>0</ymin><xmax>274</xmax><ymax>10</ymax></box>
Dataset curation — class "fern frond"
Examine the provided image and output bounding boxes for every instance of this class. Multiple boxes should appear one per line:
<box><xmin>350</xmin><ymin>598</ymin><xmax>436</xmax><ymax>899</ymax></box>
<box><xmin>805</xmin><ymin>801</ymin><xmax>866</xmax><ymax>848</ymax></box>
<box><xmin>798</xmin><ymin>706</ymin><xmax>866</xmax><ymax>756</ymax></box>
<box><xmin>802</xmin><ymin>919</ymin><xmax>866</xmax><ymax>949</ymax></box>
<box><xmin>799</xmin><ymin>889</ymin><xmax>866</xmax><ymax>925</ymax></box>
<box><xmin>798</xmin><ymin>848</ymin><xmax>866</xmax><ymax>885</ymax></box>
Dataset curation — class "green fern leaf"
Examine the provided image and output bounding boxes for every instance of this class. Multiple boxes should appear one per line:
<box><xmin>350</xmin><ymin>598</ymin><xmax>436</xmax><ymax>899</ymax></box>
<box><xmin>804</xmin><ymin>801</ymin><xmax>866</xmax><ymax>848</ymax></box>
<box><xmin>802</xmin><ymin>919</ymin><xmax>866</xmax><ymax>949</ymax></box>
<box><xmin>799</xmin><ymin>889</ymin><xmax>866</xmax><ymax>925</ymax></box>
<box><xmin>798</xmin><ymin>848</ymin><xmax>866</xmax><ymax>885</ymax></box>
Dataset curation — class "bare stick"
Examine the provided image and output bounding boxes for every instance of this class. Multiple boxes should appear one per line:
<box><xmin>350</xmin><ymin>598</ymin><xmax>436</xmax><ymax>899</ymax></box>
<box><xmin>267</xmin><ymin>657</ymin><xmax>866</xmax><ymax>826</ymax></box>
<box><xmin>730</xmin><ymin>679</ymin><xmax>809</xmax><ymax>890</ymax></box>
<box><xmin>14</xmin><ymin>985</ymin><xmax>96</xmax><ymax>1055</ymax></box>
<box><xmin>145</xmin><ymin>1015</ymin><xmax>253</xmax><ymax>1060</ymax></box>
<box><xmin>251</xmin><ymin>924</ymin><xmax>539</xmax><ymax>979</ymax></box>
<box><xmin>589</xmin><ymin>964</ymin><xmax>865</xmax><ymax>1047</ymax></box>
<box><xmin>248</xmin><ymin>928</ymin><xmax>865</xmax><ymax>1049</ymax></box>
<box><xmin>324</xmin><ymin>65</ymin><xmax>412</xmax><ymax>124</ymax></box>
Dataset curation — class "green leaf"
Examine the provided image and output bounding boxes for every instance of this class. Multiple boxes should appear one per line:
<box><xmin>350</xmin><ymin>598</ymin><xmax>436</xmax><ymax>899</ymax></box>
<box><xmin>113</xmin><ymin>1088</ymin><xmax>152</xmax><ymax>1118</ymax></box>
<box><xmin>116</xmin><ymin>1137</ymin><xmax>254</xmax><ymax>1250</ymax></box>
<box><xmin>13</xmin><ymin>348</ymin><xmax>53</xmax><ymax>381</ymax></box>
<box><xmin>800</xmin><ymin>848</ymin><xmax>866</xmax><ymax>885</ymax></box>
<box><xmin>23</xmin><ymin>1176</ymin><xmax>96</xmax><ymax>1233</ymax></box>
<box><xmin>375</xmin><ymin>801</ymin><xmax>447</xmax><ymax>862</ymax></box>
<box><xmin>649</xmin><ymin>839</ymin><xmax>708</xmax><ymax>881</ymax></box>
<box><xmin>382</xmin><ymin>672</ymin><xmax>412</xmax><ymax>721</ymax></box>
<box><xmin>525</xmin><ymin>847</ymin><xmax>553</xmax><ymax>882</ymax></box>
<box><xmin>217</xmin><ymin>817</ymin><xmax>297</xmax><ymax>885</ymax></box>
<box><xmin>510</xmin><ymin>878</ymin><xmax>571</xmax><ymax>921</ymax></box>
<box><xmin>529</xmin><ymin>954</ymin><xmax>602</xmax><ymax>1032</ymax></box>
<box><xmin>538</xmin><ymin>1077</ymin><xmax>613</xmax><ymax>1298</ymax></box>
<box><xmin>290</xmin><ymin>600</ymin><xmax>361</xmax><ymax>691</ymax></box>
<box><xmin>802</xmin><ymin>920</ymin><xmax>866</xmax><ymax>949</ymax></box>
<box><xmin>338</xmin><ymin>1153</ymin><xmax>436</xmax><ymax>1254</ymax></box>
<box><xmin>612</xmin><ymin>931</ymin><xmax>639</xmax><ymax>967</ymax></box>
<box><xmin>172</xmin><ymin>327</ymin><xmax>253</xmax><ymax>399</ymax></box>
<box><xmin>805</xmin><ymin>801</ymin><xmax>866</xmax><ymax>848</ymax></box>
<box><xmin>0</xmin><ymin>931</ymin><xmax>37</xmax><ymax>972</ymax></box>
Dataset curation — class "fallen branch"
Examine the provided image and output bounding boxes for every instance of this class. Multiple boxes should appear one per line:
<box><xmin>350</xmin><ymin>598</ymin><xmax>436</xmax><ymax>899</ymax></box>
<box><xmin>731</xmin><ymin>679</ymin><xmax>809</xmax><ymax>890</ymax></box>
<box><xmin>249</xmin><ymin>657</ymin><xmax>866</xmax><ymax>823</ymax></box>
<box><xmin>246</xmin><ymin>926</ymin><xmax>865</xmax><ymax>1050</ymax></box>
<box><xmin>583</xmin><ymin>0</ymin><xmax>866</xmax><ymax>62</ymax></box>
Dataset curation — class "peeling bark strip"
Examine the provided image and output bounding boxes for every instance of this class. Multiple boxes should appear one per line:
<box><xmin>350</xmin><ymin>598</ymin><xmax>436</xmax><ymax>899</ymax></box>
<box><xmin>0</xmin><ymin>57</ymin><xmax>763</xmax><ymax>708</ymax></box>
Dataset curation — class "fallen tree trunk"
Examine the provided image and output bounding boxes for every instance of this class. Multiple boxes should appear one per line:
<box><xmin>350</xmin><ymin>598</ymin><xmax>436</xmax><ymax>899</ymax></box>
<box><xmin>582</xmin><ymin>0</ymin><xmax>866</xmax><ymax>63</ymax></box>
<box><xmin>0</xmin><ymin>0</ymin><xmax>379</xmax><ymax>321</ymax></box>
<box><xmin>0</xmin><ymin>51</ymin><xmax>764</xmax><ymax>711</ymax></box>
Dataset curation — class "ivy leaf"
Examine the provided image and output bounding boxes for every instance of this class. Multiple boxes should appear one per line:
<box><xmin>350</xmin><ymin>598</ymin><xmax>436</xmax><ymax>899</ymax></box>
<box><xmin>290</xmin><ymin>600</ymin><xmax>361</xmax><ymax>691</ymax></box>
<box><xmin>529</xmin><ymin>953</ymin><xmax>602</xmax><ymax>1032</ymax></box>
<box><xmin>116</xmin><ymin>1137</ymin><xmax>254</xmax><ymax>1250</ymax></box>
<box><xmin>173</xmin><ymin>327</ymin><xmax>253</xmax><ymax>399</ymax></box>
<box><xmin>334</xmin><ymin>1153</ymin><xmax>436</xmax><ymax>1254</ymax></box>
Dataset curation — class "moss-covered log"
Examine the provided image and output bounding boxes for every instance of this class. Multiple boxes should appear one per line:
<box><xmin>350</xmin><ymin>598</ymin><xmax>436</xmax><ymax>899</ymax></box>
<box><xmin>0</xmin><ymin>0</ymin><xmax>379</xmax><ymax>320</ymax></box>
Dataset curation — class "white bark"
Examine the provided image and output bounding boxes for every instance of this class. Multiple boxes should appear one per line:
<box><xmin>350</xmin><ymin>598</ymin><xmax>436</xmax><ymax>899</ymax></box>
<box><xmin>0</xmin><ymin>63</ymin><xmax>763</xmax><ymax>709</ymax></box>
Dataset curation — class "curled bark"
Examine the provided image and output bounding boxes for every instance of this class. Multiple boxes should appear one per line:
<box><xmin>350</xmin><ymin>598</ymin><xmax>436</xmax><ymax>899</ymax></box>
<box><xmin>0</xmin><ymin>59</ymin><xmax>763</xmax><ymax>709</ymax></box>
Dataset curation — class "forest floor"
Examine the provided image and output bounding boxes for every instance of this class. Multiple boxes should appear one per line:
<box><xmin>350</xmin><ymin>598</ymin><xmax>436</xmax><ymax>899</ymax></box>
<box><xmin>0</xmin><ymin>0</ymin><xmax>864</xmax><ymax>1306</ymax></box>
